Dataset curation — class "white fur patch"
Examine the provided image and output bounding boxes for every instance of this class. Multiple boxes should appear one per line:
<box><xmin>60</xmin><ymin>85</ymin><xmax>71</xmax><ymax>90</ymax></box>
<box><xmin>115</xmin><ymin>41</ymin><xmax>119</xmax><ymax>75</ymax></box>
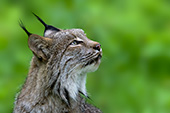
<box><xmin>63</xmin><ymin>62</ymin><xmax>100</xmax><ymax>101</ymax></box>
<box><xmin>76</xmin><ymin>37</ymin><xmax>83</xmax><ymax>42</ymax></box>
<box><xmin>63</xmin><ymin>68</ymin><xmax>87</xmax><ymax>101</ymax></box>
<box><xmin>44</xmin><ymin>30</ymin><xmax>53</xmax><ymax>37</ymax></box>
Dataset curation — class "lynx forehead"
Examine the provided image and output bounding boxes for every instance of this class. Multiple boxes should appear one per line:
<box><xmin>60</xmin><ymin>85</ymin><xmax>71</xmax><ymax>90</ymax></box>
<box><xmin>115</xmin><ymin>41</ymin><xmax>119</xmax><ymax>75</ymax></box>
<box><xmin>14</xmin><ymin>14</ymin><xmax>102</xmax><ymax>113</ymax></box>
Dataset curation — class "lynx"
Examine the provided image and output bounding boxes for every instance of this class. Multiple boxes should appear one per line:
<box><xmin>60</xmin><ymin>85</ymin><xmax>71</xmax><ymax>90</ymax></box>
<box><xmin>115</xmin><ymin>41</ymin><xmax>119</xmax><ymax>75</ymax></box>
<box><xmin>13</xmin><ymin>14</ymin><xmax>102</xmax><ymax>113</ymax></box>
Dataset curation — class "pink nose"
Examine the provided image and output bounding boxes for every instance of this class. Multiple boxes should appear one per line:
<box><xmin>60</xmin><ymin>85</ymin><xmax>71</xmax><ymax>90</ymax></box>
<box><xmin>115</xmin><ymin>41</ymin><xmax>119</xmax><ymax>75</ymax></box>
<box><xmin>93</xmin><ymin>43</ymin><xmax>101</xmax><ymax>51</ymax></box>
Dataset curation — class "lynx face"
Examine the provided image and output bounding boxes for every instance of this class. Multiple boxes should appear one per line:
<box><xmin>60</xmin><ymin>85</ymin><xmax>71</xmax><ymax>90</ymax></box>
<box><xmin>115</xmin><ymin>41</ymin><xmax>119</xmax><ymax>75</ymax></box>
<box><xmin>50</xmin><ymin>29</ymin><xmax>102</xmax><ymax>73</ymax></box>
<box><xmin>19</xmin><ymin>15</ymin><xmax>102</xmax><ymax>106</ymax></box>
<box><xmin>44</xmin><ymin>29</ymin><xmax>102</xmax><ymax>104</ymax></box>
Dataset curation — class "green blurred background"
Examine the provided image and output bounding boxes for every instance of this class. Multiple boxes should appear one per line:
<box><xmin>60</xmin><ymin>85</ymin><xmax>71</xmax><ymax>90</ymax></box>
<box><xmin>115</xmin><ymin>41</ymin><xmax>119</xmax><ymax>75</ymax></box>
<box><xmin>0</xmin><ymin>0</ymin><xmax>170</xmax><ymax>113</ymax></box>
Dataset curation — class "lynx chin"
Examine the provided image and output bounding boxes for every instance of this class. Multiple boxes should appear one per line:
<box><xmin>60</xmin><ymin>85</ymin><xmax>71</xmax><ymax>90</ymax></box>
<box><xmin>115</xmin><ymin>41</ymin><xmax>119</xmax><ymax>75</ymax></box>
<box><xmin>14</xmin><ymin>13</ymin><xmax>102</xmax><ymax>113</ymax></box>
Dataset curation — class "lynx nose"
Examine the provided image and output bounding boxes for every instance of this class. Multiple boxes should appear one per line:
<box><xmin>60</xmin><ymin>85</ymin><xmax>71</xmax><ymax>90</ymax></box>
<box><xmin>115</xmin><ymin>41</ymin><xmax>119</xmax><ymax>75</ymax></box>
<box><xmin>93</xmin><ymin>43</ymin><xmax>101</xmax><ymax>51</ymax></box>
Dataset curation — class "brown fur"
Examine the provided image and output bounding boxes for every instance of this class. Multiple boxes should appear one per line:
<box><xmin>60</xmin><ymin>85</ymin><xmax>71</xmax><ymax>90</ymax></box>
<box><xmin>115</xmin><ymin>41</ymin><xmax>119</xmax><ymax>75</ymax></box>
<box><xmin>14</xmin><ymin>20</ymin><xmax>102</xmax><ymax>113</ymax></box>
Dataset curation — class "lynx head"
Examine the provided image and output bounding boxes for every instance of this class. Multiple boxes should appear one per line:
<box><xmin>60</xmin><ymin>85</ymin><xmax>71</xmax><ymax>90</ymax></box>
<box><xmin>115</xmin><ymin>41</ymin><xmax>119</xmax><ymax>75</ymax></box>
<box><xmin>19</xmin><ymin>14</ymin><xmax>102</xmax><ymax>106</ymax></box>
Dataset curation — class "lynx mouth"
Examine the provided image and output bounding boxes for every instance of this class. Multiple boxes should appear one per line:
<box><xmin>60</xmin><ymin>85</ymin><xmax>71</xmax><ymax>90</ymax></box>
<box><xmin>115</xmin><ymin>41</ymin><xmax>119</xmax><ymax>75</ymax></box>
<box><xmin>83</xmin><ymin>54</ymin><xmax>102</xmax><ymax>67</ymax></box>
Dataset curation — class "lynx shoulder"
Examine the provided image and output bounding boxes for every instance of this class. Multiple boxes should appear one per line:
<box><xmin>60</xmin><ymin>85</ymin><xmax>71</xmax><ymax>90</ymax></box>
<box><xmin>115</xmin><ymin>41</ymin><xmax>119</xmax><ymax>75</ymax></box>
<box><xmin>14</xmin><ymin>14</ymin><xmax>102</xmax><ymax>113</ymax></box>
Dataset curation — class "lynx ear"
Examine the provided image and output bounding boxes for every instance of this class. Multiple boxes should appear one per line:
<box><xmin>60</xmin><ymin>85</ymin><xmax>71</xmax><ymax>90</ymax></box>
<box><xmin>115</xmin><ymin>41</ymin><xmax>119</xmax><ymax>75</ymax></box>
<box><xmin>28</xmin><ymin>34</ymin><xmax>52</xmax><ymax>60</ymax></box>
<box><xmin>32</xmin><ymin>13</ymin><xmax>60</xmax><ymax>37</ymax></box>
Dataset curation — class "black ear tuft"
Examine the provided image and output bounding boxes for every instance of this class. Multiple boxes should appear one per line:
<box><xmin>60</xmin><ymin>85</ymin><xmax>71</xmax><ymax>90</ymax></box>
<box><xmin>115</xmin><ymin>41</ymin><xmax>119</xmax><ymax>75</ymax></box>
<box><xmin>32</xmin><ymin>12</ymin><xmax>48</xmax><ymax>28</ymax></box>
<box><xmin>32</xmin><ymin>13</ymin><xmax>60</xmax><ymax>32</ymax></box>
<box><xmin>19</xmin><ymin>19</ymin><xmax>32</xmax><ymax>36</ymax></box>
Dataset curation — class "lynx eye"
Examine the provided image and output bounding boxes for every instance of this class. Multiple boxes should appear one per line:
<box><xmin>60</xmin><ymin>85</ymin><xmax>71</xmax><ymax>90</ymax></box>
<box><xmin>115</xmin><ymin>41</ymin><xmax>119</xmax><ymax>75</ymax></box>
<box><xmin>70</xmin><ymin>40</ymin><xmax>83</xmax><ymax>45</ymax></box>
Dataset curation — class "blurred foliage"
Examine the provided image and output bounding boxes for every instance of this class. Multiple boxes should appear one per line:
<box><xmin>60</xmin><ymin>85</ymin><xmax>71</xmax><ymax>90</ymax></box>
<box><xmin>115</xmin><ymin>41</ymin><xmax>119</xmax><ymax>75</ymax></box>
<box><xmin>0</xmin><ymin>0</ymin><xmax>170</xmax><ymax>113</ymax></box>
